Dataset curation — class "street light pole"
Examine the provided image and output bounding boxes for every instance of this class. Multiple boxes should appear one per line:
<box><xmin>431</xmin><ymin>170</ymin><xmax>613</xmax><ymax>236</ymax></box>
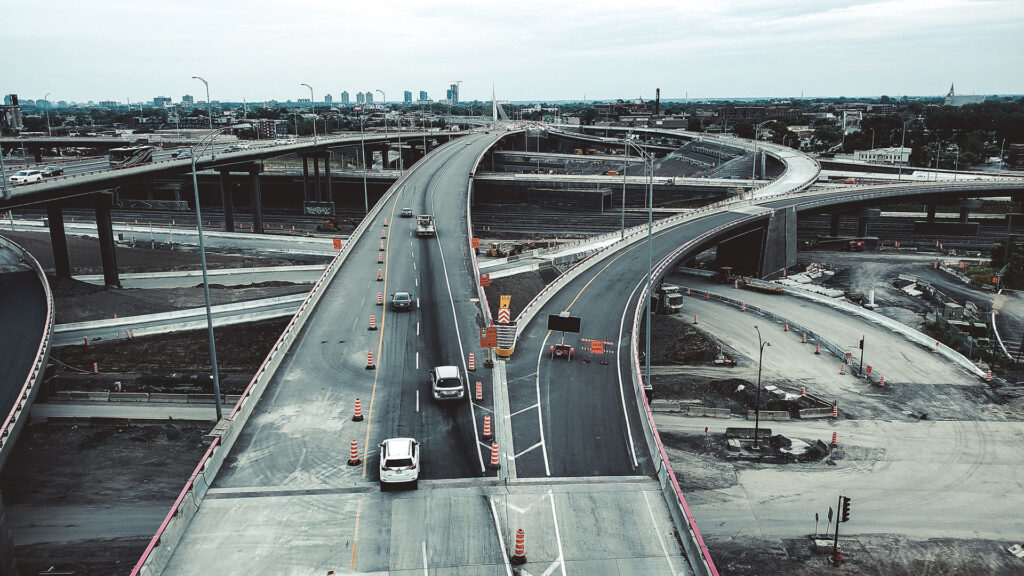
<box><xmin>301</xmin><ymin>83</ymin><xmax>317</xmax><ymax>141</ymax></box>
<box><xmin>898</xmin><ymin>120</ymin><xmax>908</xmax><ymax>181</ymax></box>
<box><xmin>192</xmin><ymin>76</ymin><xmax>212</xmax><ymax>130</ymax></box>
<box><xmin>753</xmin><ymin>326</ymin><xmax>770</xmax><ymax>449</ymax></box>
<box><xmin>621</xmin><ymin>132</ymin><xmax>630</xmax><ymax>239</ymax></box>
<box><xmin>954</xmin><ymin>150</ymin><xmax>960</xmax><ymax>181</ymax></box>
<box><xmin>359</xmin><ymin>114</ymin><xmax>369</xmax><ymax>214</ymax></box>
<box><xmin>645</xmin><ymin>147</ymin><xmax>654</xmax><ymax>395</ymax></box>
<box><xmin>44</xmin><ymin>92</ymin><xmax>52</xmax><ymax>137</ymax></box>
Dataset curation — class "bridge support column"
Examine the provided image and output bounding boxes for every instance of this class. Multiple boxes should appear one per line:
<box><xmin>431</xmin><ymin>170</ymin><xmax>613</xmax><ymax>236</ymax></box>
<box><xmin>94</xmin><ymin>199</ymin><xmax>120</xmax><ymax>287</ymax></box>
<box><xmin>219</xmin><ymin>169</ymin><xmax>235</xmax><ymax>232</ymax></box>
<box><xmin>302</xmin><ymin>156</ymin><xmax>311</xmax><ymax>202</ymax></box>
<box><xmin>249</xmin><ymin>169</ymin><xmax>263</xmax><ymax>234</ymax></box>
<box><xmin>324</xmin><ymin>152</ymin><xmax>333</xmax><ymax>203</ymax></box>
<box><xmin>829</xmin><ymin>213</ymin><xmax>841</xmax><ymax>236</ymax></box>
<box><xmin>46</xmin><ymin>205</ymin><xmax>72</xmax><ymax>279</ymax></box>
<box><xmin>313</xmin><ymin>155</ymin><xmax>322</xmax><ymax>202</ymax></box>
<box><xmin>955</xmin><ymin>200</ymin><xmax>982</xmax><ymax>224</ymax></box>
<box><xmin>926</xmin><ymin>203</ymin><xmax>937</xmax><ymax>222</ymax></box>
<box><xmin>716</xmin><ymin>207</ymin><xmax>796</xmax><ymax>278</ymax></box>
<box><xmin>381</xmin><ymin>146</ymin><xmax>389</xmax><ymax>170</ymax></box>
<box><xmin>856</xmin><ymin>209</ymin><xmax>880</xmax><ymax>237</ymax></box>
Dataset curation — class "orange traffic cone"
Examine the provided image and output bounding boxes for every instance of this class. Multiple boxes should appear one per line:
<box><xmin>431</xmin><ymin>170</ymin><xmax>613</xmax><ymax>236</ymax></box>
<box><xmin>866</xmin><ymin>365</ymin><xmax>872</xmax><ymax>375</ymax></box>
<box><xmin>468</xmin><ymin>353</ymin><xmax>476</xmax><ymax>371</ymax></box>
<box><xmin>986</xmin><ymin>369</ymin><xmax>992</xmax><ymax>382</ymax></box>
<box><xmin>784</xmin><ymin>322</ymin><xmax>789</xmax><ymax>332</ymax></box>
<box><xmin>348</xmin><ymin>440</ymin><xmax>361</xmax><ymax>466</ymax></box>
<box><xmin>352</xmin><ymin>398</ymin><xmax>364</xmax><ymax>421</ymax></box>
<box><xmin>879</xmin><ymin>374</ymin><xmax>886</xmax><ymax>387</ymax></box>
<box><xmin>377</xmin><ymin>269</ymin><xmax>383</xmax><ymax>281</ymax></box>
<box><xmin>488</xmin><ymin>442</ymin><xmax>500</xmax><ymax>469</ymax></box>
<box><xmin>381</xmin><ymin>229</ymin><xmax>386</xmax><ymax>239</ymax></box>
<box><xmin>93</xmin><ymin>362</ymin><xmax>99</xmax><ymax>374</ymax></box>
<box><xmin>840</xmin><ymin>363</ymin><xmax>846</xmax><ymax>375</ymax></box>
<box><xmin>475</xmin><ymin>381</ymin><xmax>483</xmax><ymax>401</ymax></box>
<box><xmin>815</xmin><ymin>343</ymin><xmax>820</xmax><ymax>355</ymax></box>
<box><xmin>510</xmin><ymin>528</ymin><xmax>526</xmax><ymax>564</ymax></box>
<box><xmin>368</xmin><ymin>315</ymin><xmax>377</xmax><ymax>330</ymax></box>
<box><xmin>693</xmin><ymin>314</ymin><xmax>699</xmax><ymax>324</ymax></box>
<box><xmin>378</xmin><ymin>252</ymin><xmax>384</xmax><ymax>263</ymax></box>
<box><xmin>366</xmin><ymin>350</ymin><xmax>375</xmax><ymax>370</ymax></box>
<box><xmin>831</xmin><ymin>432</ymin><xmax>838</xmax><ymax>447</ymax></box>
<box><xmin>704</xmin><ymin>291</ymin><xmax>709</xmax><ymax>300</ymax></box>
<box><xmin>801</xmin><ymin>333</ymin><xmax>807</xmax><ymax>343</ymax></box>
<box><xmin>379</xmin><ymin>239</ymin><xmax>384</xmax><ymax>250</ymax></box>
<box><xmin>377</xmin><ymin>291</ymin><xmax>384</xmax><ymax>305</ymax></box>
<box><xmin>482</xmin><ymin>415</ymin><xmax>493</xmax><ymax>440</ymax></box>
<box><xmin>801</xmin><ymin>387</ymin><xmax>806</xmax><ymax>395</ymax></box>
<box><xmin>832</xmin><ymin>403</ymin><xmax>838</xmax><ymax>418</ymax></box>
<box><xmin>383</xmin><ymin>218</ymin><xmax>388</xmax><ymax>227</ymax></box>
<box><xmin>741</xmin><ymin>302</ymin><xmax>746</xmax><ymax>312</ymax></box>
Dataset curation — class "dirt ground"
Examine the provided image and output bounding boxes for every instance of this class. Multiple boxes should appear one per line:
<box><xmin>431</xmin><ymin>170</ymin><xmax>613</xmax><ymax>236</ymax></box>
<box><xmin>2</xmin><ymin>422</ymin><xmax>210</xmax><ymax>575</ymax></box>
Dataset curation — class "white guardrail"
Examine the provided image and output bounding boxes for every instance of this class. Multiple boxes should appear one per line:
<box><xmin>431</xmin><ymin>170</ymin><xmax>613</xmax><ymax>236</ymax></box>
<box><xmin>0</xmin><ymin>236</ymin><xmax>54</xmax><ymax>471</ymax></box>
<box><xmin>130</xmin><ymin>134</ymin><xmax>470</xmax><ymax>576</ymax></box>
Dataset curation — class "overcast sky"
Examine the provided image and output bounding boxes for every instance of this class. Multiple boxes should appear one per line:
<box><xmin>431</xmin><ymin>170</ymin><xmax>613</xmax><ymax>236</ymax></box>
<box><xmin>2</xmin><ymin>0</ymin><xmax>1021</xmax><ymax>104</ymax></box>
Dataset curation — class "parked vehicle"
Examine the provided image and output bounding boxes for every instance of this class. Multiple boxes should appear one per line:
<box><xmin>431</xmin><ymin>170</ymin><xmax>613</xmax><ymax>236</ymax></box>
<box><xmin>378</xmin><ymin>437</ymin><xmax>420</xmax><ymax>488</ymax></box>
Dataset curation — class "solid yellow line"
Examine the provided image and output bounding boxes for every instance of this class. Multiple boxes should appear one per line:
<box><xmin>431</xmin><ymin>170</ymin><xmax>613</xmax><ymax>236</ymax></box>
<box><xmin>349</xmin><ymin>498</ymin><xmax>364</xmax><ymax>570</ymax></box>
<box><xmin>564</xmin><ymin>228</ymin><xmax>667</xmax><ymax>311</ymax></box>
<box><xmin>362</xmin><ymin>195</ymin><xmax>401</xmax><ymax>477</ymax></box>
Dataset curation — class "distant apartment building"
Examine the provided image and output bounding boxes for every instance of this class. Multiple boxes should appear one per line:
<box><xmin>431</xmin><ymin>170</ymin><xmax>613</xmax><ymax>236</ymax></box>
<box><xmin>419</xmin><ymin>91</ymin><xmax>429</xmax><ymax>102</ymax></box>
<box><xmin>854</xmin><ymin>146</ymin><xmax>910</xmax><ymax>164</ymax></box>
<box><xmin>99</xmin><ymin>100</ymin><xmax>119</xmax><ymax>107</ymax></box>
<box><xmin>324</xmin><ymin>94</ymin><xmax>333</xmax><ymax>106</ymax></box>
<box><xmin>1008</xmin><ymin>143</ymin><xmax>1024</xmax><ymax>171</ymax></box>
<box><xmin>404</xmin><ymin>91</ymin><xmax>412</xmax><ymax>104</ymax></box>
<box><xmin>448</xmin><ymin>83</ymin><xmax>459</xmax><ymax>105</ymax></box>
<box><xmin>154</xmin><ymin>96</ymin><xmax>172</xmax><ymax>107</ymax></box>
<box><xmin>256</xmin><ymin>119</ymin><xmax>288</xmax><ymax>139</ymax></box>
<box><xmin>365</xmin><ymin>92</ymin><xmax>374</xmax><ymax>104</ymax></box>
<box><xmin>356</xmin><ymin>92</ymin><xmax>365</xmax><ymax>104</ymax></box>
<box><xmin>341</xmin><ymin>91</ymin><xmax>350</xmax><ymax>105</ymax></box>
<box><xmin>298</xmin><ymin>98</ymin><xmax>311</xmax><ymax>104</ymax></box>
<box><xmin>718</xmin><ymin>106</ymin><xmax>792</xmax><ymax>121</ymax></box>
<box><xmin>0</xmin><ymin>94</ymin><xmax>23</xmax><ymax>135</ymax></box>
<box><xmin>182</xmin><ymin>94</ymin><xmax>195</xmax><ymax>106</ymax></box>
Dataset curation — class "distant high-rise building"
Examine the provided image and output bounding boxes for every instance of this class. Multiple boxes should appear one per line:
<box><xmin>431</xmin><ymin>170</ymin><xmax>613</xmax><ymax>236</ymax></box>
<box><xmin>36</xmin><ymin>99</ymin><xmax>52</xmax><ymax>109</ymax></box>
<box><xmin>341</xmin><ymin>91</ymin><xmax>350</xmax><ymax>105</ymax></box>
<box><xmin>182</xmin><ymin>94</ymin><xmax>194</xmax><ymax>106</ymax></box>
<box><xmin>404</xmin><ymin>91</ymin><xmax>412</xmax><ymax>104</ymax></box>
<box><xmin>0</xmin><ymin>94</ymin><xmax>23</xmax><ymax>135</ymax></box>
<box><xmin>154</xmin><ymin>96</ymin><xmax>172</xmax><ymax>107</ymax></box>
<box><xmin>99</xmin><ymin>100</ymin><xmax>118</xmax><ymax>107</ymax></box>
<box><xmin>3</xmin><ymin>95</ymin><xmax>13</xmax><ymax>106</ymax></box>
<box><xmin>365</xmin><ymin>92</ymin><xmax>374</xmax><ymax>104</ymax></box>
<box><xmin>356</xmin><ymin>92</ymin><xmax>365</xmax><ymax>104</ymax></box>
<box><xmin>419</xmin><ymin>91</ymin><xmax>429</xmax><ymax>102</ymax></box>
<box><xmin>449</xmin><ymin>83</ymin><xmax>459</xmax><ymax>105</ymax></box>
<box><xmin>324</xmin><ymin>94</ymin><xmax>333</xmax><ymax>105</ymax></box>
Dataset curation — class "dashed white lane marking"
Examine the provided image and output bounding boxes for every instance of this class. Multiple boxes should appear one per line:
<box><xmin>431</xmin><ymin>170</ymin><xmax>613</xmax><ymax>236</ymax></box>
<box><xmin>421</xmin><ymin>541</ymin><xmax>428</xmax><ymax>576</ymax></box>
<box><xmin>416</xmin><ymin>321</ymin><xmax>420</xmax><ymax>336</ymax></box>
<box><xmin>415</xmin><ymin>352</ymin><xmax>419</xmax><ymax>369</ymax></box>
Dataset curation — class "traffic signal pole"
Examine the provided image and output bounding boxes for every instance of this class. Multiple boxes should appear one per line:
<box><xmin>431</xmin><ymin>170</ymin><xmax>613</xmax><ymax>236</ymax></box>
<box><xmin>833</xmin><ymin>494</ymin><xmax>842</xmax><ymax>564</ymax></box>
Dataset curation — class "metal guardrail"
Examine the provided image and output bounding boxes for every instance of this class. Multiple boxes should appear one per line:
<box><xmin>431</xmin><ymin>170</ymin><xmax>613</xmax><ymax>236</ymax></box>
<box><xmin>129</xmin><ymin>135</ymin><xmax>467</xmax><ymax>576</ymax></box>
<box><xmin>0</xmin><ymin>236</ymin><xmax>54</xmax><ymax>471</ymax></box>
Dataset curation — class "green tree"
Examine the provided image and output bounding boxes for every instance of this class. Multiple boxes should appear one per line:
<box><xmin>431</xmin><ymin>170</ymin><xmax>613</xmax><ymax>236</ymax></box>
<box><xmin>731</xmin><ymin>120</ymin><xmax>754</xmax><ymax>139</ymax></box>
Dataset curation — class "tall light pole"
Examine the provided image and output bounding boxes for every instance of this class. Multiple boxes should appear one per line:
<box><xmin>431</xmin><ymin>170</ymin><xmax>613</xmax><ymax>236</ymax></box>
<box><xmin>897</xmin><ymin>119</ymin><xmax>909</xmax><ymax>181</ymax></box>
<box><xmin>192</xmin><ymin>76</ymin><xmax>212</xmax><ymax>130</ymax></box>
<box><xmin>301</xmin><ymin>83</ymin><xmax>317</xmax><ymax>141</ymax></box>
<box><xmin>753</xmin><ymin>326</ymin><xmax>770</xmax><ymax>449</ymax></box>
<box><xmin>621</xmin><ymin>132</ymin><xmax>630</xmax><ymax>239</ymax></box>
<box><xmin>43</xmin><ymin>92</ymin><xmax>52</xmax><ymax>137</ymax></box>
<box><xmin>644</xmin><ymin>145</ymin><xmax>654</xmax><ymax>394</ymax></box>
<box><xmin>186</xmin><ymin>124</ymin><xmax>248</xmax><ymax>420</ymax></box>
<box><xmin>954</xmin><ymin>150</ymin><xmax>960</xmax><ymax>181</ymax></box>
<box><xmin>359</xmin><ymin>113</ymin><xmax>373</xmax><ymax>214</ymax></box>
<box><xmin>0</xmin><ymin>140</ymin><xmax>7</xmax><ymax>198</ymax></box>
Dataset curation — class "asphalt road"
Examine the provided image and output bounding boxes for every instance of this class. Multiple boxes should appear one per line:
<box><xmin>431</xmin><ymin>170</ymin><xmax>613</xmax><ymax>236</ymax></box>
<box><xmin>0</xmin><ymin>245</ymin><xmax>46</xmax><ymax>420</ymax></box>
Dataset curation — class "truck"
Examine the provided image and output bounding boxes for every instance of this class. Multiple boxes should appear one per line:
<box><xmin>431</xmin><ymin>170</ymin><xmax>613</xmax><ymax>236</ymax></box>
<box><xmin>416</xmin><ymin>215</ymin><xmax>436</xmax><ymax>237</ymax></box>
<box><xmin>654</xmin><ymin>283</ymin><xmax>684</xmax><ymax>314</ymax></box>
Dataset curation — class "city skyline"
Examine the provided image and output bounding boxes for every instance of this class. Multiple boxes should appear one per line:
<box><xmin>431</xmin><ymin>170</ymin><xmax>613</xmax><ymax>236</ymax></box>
<box><xmin>2</xmin><ymin>0</ymin><xmax>1022</xmax><ymax>103</ymax></box>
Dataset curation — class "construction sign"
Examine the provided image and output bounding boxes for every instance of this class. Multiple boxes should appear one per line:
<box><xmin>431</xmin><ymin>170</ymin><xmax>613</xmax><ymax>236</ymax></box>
<box><xmin>332</xmin><ymin>238</ymin><xmax>343</xmax><ymax>250</ymax></box>
<box><xmin>479</xmin><ymin>326</ymin><xmax>497</xmax><ymax>348</ymax></box>
<box><xmin>480</xmin><ymin>273</ymin><xmax>490</xmax><ymax>287</ymax></box>
<box><xmin>498</xmin><ymin>308</ymin><xmax>511</xmax><ymax>324</ymax></box>
<box><xmin>590</xmin><ymin>340</ymin><xmax>604</xmax><ymax>355</ymax></box>
<box><xmin>471</xmin><ymin>237</ymin><xmax>480</xmax><ymax>249</ymax></box>
<box><xmin>499</xmin><ymin>295</ymin><xmax>511</xmax><ymax>309</ymax></box>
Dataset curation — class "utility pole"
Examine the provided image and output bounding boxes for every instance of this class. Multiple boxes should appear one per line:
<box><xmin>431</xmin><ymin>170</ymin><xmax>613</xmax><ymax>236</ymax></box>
<box><xmin>858</xmin><ymin>336</ymin><xmax>865</xmax><ymax>375</ymax></box>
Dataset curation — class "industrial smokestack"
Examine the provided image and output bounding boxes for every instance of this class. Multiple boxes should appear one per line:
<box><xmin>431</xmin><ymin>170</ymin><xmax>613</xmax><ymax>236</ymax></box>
<box><xmin>655</xmin><ymin>88</ymin><xmax>660</xmax><ymax>115</ymax></box>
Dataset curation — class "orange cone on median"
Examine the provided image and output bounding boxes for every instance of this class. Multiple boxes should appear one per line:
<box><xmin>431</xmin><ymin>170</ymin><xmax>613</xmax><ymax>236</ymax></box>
<box><xmin>348</xmin><ymin>440</ymin><xmax>361</xmax><ymax>465</ymax></box>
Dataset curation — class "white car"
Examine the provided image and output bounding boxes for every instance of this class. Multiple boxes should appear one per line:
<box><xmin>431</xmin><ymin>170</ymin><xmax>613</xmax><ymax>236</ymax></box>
<box><xmin>379</xmin><ymin>437</ymin><xmax>420</xmax><ymax>488</ymax></box>
<box><xmin>430</xmin><ymin>365</ymin><xmax>465</xmax><ymax>400</ymax></box>
<box><xmin>9</xmin><ymin>169</ymin><xmax>43</xmax><ymax>185</ymax></box>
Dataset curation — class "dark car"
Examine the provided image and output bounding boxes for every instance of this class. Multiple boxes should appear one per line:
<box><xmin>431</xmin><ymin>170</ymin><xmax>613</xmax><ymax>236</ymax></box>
<box><xmin>391</xmin><ymin>291</ymin><xmax>412</xmax><ymax>311</ymax></box>
<box><xmin>40</xmin><ymin>166</ymin><xmax>64</xmax><ymax>177</ymax></box>
<box><xmin>400</xmin><ymin>207</ymin><xmax>413</xmax><ymax>218</ymax></box>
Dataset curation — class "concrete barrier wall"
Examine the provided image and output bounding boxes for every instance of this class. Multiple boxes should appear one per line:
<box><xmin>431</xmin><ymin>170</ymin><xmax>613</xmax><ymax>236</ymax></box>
<box><xmin>745</xmin><ymin>410</ymin><xmax>790</xmax><ymax>421</ymax></box>
<box><xmin>0</xmin><ymin>235</ymin><xmax>54</xmax><ymax>471</ymax></box>
<box><xmin>131</xmin><ymin>135</ymin><xmax>469</xmax><ymax>576</ymax></box>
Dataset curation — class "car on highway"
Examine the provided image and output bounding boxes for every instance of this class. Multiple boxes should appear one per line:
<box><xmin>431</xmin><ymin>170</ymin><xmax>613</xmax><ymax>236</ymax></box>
<box><xmin>400</xmin><ymin>207</ymin><xmax>413</xmax><ymax>218</ymax></box>
<box><xmin>391</xmin><ymin>291</ymin><xmax>412</xmax><ymax>311</ymax></box>
<box><xmin>171</xmin><ymin>148</ymin><xmax>193</xmax><ymax>159</ymax></box>
<box><xmin>9</xmin><ymin>169</ymin><xmax>43</xmax><ymax>185</ymax></box>
<box><xmin>378</xmin><ymin>437</ymin><xmax>420</xmax><ymax>488</ymax></box>
<box><xmin>429</xmin><ymin>365</ymin><xmax>465</xmax><ymax>400</ymax></box>
<box><xmin>224</xmin><ymin>143</ymin><xmax>251</xmax><ymax>152</ymax></box>
<box><xmin>40</xmin><ymin>166</ymin><xmax>64</xmax><ymax>177</ymax></box>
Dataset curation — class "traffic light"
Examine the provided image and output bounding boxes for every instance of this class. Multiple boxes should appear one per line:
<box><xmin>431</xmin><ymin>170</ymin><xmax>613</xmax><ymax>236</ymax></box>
<box><xmin>858</xmin><ymin>338</ymin><xmax>864</xmax><ymax>350</ymax></box>
<box><xmin>841</xmin><ymin>496</ymin><xmax>851</xmax><ymax>523</ymax></box>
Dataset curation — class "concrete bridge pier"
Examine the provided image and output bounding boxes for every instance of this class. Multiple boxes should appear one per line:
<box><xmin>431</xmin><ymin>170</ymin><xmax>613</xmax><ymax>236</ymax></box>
<box><xmin>857</xmin><ymin>209</ymin><xmax>880</xmax><ymax>237</ymax></box>
<box><xmin>381</xmin><ymin>146</ymin><xmax>390</xmax><ymax>170</ymax></box>
<box><xmin>715</xmin><ymin>206</ymin><xmax>796</xmax><ymax>278</ymax></box>
<box><xmin>94</xmin><ymin>198</ymin><xmax>120</xmax><ymax>287</ymax></box>
<box><xmin>45</xmin><ymin>205</ymin><xmax>72</xmax><ymax>279</ymax></box>
<box><xmin>926</xmin><ymin>203</ymin><xmax>937</xmax><ymax>222</ymax></box>
<box><xmin>301</xmin><ymin>156</ymin><xmax>311</xmax><ymax>202</ymax></box>
<box><xmin>323</xmin><ymin>151</ymin><xmax>333</xmax><ymax>203</ymax></box>
<box><xmin>219</xmin><ymin>168</ymin><xmax>235</xmax><ymax>232</ymax></box>
<box><xmin>956</xmin><ymin>199</ymin><xmax>983</xmax><ymax>223</ymax></box>
<box><xmin>249</xmin><ymin>167</ymin><xmax>264</xmax><ymax>234</ymax></box>
<box><xmin>829</xmin><ymin>213</ymin><xmax>841</xmax><ymax>236</ymax></box>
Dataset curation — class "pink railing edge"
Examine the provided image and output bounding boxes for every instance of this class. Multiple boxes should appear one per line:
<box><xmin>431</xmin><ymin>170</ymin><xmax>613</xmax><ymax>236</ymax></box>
<box><xmin>0</xmin><ymin>235</ymin><xmax>54</xmax><ymax>450</ymax></box>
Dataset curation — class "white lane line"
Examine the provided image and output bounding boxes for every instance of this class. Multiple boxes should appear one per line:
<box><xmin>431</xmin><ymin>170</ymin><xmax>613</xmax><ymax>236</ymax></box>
<box><xmin>416</xmin><ymin>352</ymin><xmax>419</xmax><ymax>369</ymax></box>
<box><xmin>417</xmin><ymin>297</ymin><xmax>421</xmax><ymax>309</ymax></box>
<box><xmin>416</xmin><ymin>390</ymin><xmax>420</xmax><ymax>413</ymax></box>
<box><xmin>509</xmin><ymin>403</ymin><xmax>539</xmax><ymax>418</ymax></box>
<box><xmin>422</xmin><ymin>541</ymin><xmax>429</xmax><ymax>576</ymax></box>
<box><xmin>417</xmin><ymin>321</ymin><xmax>420</xmax><ymax>336</ymax></box>
<box><xmin>541</xmin><ymin>561</ymin><xmax>561</xmax><ymax>576</ymax></box>
<box><xmin>547</xmin><ymin>490</ymin><xmax>567</xmax><ymax>576</ymax></box>
<box><xmin>533</xmin><ymin>333</ymin><xmax>553</xmax><ymax>476</ymax></box>
<box><xmin>514</xmin><ymin>442</ymin><xmax>543</xmax><ymax>459</ymax></box>
<box><xmin>643</xmin><ymin>491</ymin><xmax>679</xmax><ymax>576</ymax></box>
<box><xmin>614</xmin><ymin>278</ymin><xmax>643</xmax><ymax>470</ymax></box>
<box><xmin>413</xmin><ymin>262</ymin><xmax>417</xmax><ymax>270</ymax></box>
<box><xmin>507</xmin><ymin>503</ymin><xmax>526</xmax><ymax>514</ymax></box>
<box><xmin>415</xmin><ymin>277</ymin><xmax>419</xmax><ymax>287</ymax></box>
<box><xmin>412</xmin><ymin>250</ymin><xmax>416</xmax><ymax>258</ymax></box>
<box><xmin>488</xmin><ymin>497</ymin><xmax>514</xmax><ymax>576</ymax></box>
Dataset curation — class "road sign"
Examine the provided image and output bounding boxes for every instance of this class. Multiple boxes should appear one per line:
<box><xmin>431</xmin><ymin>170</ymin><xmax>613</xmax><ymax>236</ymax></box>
<box><xmin>497</xmin><ymin>308</ymin><xmax>511</xmax><ymax>324</ymax></box>
<box><xmin>332</xmin><ymin>238</ymin><xmax>343</xmax><ymax>250</ymax></box>
<box><xmin>591</xmin><ymin>340</ymin><xmax>604</xmax><ymax>355</ymax></box>
<box><xmin>499</xmin><ymin>295</ymin><xmax>511</xmax><ymax>309</ymax></box>
<box><xmin>471</xmin><ymin>237</ymin><xmax>480</xmax><ymax>249</ymax></box>
<box><xmin>480</xmin><ymin>273</ymin><xmax>490</xmax><ymax>287</ymax></box>
<box><xmin>479</xmin><ymin>326</ymin><xmax>497</xmax><ymax>348</ymax></box>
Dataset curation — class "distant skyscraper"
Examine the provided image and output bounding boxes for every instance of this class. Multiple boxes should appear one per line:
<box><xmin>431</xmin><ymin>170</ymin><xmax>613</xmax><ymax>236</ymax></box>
<box><xmin>182</xmin><ymin>94</ymin><xmax>194</xmax><ymax>106</ymax></box>
<box><xmin>356</xmin><ymin>92</ymin><xmax>365</xmax><ymax>104</ymax></box>
<box><xmin>324</xmin><ymin>94</ymin><xmax>333</xmax><ymax>105</ymax></box>
<box><xmin>419</xmin><ymin>91</ymin><xmax>428</xmax><ymax>102</ymax></box>
<box><xmin>341</xmin><ymin>91</ymin><xmax>350</xmax><ymax>105</ymax></box>
<box><xmin>365</xmin><ymin>92</ymin><xmax>374</xmax><ymax>104</ymax></box>
<box><xmin>153</xmin><ymin>96</ymin><xmax>172</xmax><ymax>107</ymax></box>
<box><xmin>404</xmin><ymin>91</ymin><xmax>412</xmax><ymax>104</ymax></box>
<box><xmin>449</xmin><ymin>83</ymin><xmax>459</xmax><ymax>105</ymax></box>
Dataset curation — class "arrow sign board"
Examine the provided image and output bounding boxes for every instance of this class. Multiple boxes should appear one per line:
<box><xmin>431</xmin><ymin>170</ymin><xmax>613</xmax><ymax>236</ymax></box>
<box><xmin>547</xmin><ymin>314</ymin><xmax>581</xmax><ymax>333</ymax></box>
<box><xmin>499</xmin><ymin>295</ymin><xmax>511</xmax><ymax>309</ymax></box>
